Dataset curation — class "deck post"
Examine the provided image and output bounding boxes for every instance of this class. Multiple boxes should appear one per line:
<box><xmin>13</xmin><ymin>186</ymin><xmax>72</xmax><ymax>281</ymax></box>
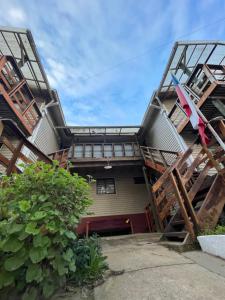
<box><xmin>142</xmin><ymin>166</ymin><xmax>161</xmax><ymax>232</ymax></box>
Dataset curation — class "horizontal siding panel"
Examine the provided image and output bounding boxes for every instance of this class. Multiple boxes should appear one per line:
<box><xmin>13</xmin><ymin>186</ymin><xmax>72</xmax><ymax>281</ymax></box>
<box><xmin>32</xmin><ymin>115</ymin><xmax>59</xmax><ymax>155</ymax></box>
<box><xmin>86</xmin><ymin>177</ymin><xmax>149</xmax><ymax>217</ymax></box>
<box><xmin>145</xmin><ymin>112</ymin><xmax>182</xmax><ymax>152</ymax></box>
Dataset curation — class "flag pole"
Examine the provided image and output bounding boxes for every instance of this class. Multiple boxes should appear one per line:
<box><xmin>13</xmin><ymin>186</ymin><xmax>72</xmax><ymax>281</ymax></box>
<box><xmin>193</xmin><ymin>103</ymin><xmax>225</xmax><ymax>151</ymax></box>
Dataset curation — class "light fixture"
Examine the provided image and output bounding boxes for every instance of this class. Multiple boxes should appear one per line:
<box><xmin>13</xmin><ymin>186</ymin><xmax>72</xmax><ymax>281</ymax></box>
<box><xmin>104</xmin><ymin>160</ymin><xmax>112</xmax><ymax>170</ymax></box>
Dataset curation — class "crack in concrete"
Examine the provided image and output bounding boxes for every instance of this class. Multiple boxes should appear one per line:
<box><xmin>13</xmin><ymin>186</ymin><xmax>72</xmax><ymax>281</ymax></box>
<box><xmin>113</xmin><ymin>262</ymin><xmax>195</xmax><ymax>275</ymax></box>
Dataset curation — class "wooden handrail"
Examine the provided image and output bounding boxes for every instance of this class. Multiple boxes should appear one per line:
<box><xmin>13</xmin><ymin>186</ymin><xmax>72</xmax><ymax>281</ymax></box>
<box><xmin>140</xmin><ymin>146</ymin><xmax>178</xmax><ymax>155</ymax></box>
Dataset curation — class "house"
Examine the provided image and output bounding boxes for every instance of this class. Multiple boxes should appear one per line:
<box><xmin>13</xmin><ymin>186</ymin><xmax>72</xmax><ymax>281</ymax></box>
<box><xmin>0</xmin><ymin>27</ymin><xmax>224</xmax><ymax>242</ymax></box>
<box><xmin>0</xmin><ymin>26</ymin><xmax>67</xmax><ymax>173</ymax></box>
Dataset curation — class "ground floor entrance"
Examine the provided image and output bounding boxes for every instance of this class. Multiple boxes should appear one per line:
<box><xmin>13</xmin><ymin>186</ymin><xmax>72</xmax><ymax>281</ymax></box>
<box><xmin>75</xmin><ymin>165</ymin><xmax>155</xmax><ymax>236</ymax></box>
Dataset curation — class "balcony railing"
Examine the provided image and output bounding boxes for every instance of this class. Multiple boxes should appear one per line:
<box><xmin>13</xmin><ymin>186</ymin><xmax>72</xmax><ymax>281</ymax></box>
<box><xmin>0</xmin><ymin>55</ymin><xmax>41</xmax><ymax>135</ymax></box>
<box><xmin>168</xmin><ymin>63</ymin><xmax>225</xmax><ymax>134</ymax></box>
<box><xmin>140</xmin><ymin>146</ymin><xmax>179</xmax><ymax>169</ymax></box>
<box><xmin>69</xmin><ymin>143</ymin><xmax>141</xmax><ymax>159</ymax></box>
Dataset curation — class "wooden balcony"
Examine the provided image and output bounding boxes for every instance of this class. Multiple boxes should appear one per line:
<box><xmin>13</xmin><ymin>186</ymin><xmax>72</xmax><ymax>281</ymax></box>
<box><xmin>168</xmin><ymin>63</ymin><xmax>225</xmax><ymax>134</ymax></box>
<box><xmin>0</xmin><ymin>55</ymin><xmax>41</xmax><ymax>136</ymax></box>
<box><xmin>0</xmin><ymin>119</ymin><xmax>51</xmax><ymax>176</ymax></box>
<box><xmin>49</xmin><ymin>143</ymin><xmax>143</xmax><ymax>168</ymax></box>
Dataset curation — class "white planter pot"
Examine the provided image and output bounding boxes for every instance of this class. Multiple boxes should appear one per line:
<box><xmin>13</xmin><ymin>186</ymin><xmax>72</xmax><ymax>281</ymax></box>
<box><xmin>197</xmin><ymin>235</ymin><xmax>225</xmax><ymax>259</ymax></box>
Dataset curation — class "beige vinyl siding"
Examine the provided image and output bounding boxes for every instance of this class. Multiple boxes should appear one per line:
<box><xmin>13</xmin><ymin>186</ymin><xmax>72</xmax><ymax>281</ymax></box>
<box><xmin>0</xmin><ymin>113</ymin><xmax>59</xmax><ymax>174</ymax></box>
<box><xmin>144</xmin><ymin>110</ymin><xmax>183</xmax><ymax>152</ymax></box>
<box><xmin>32</xmin><ymin>114</ymin><xmax>59</xmax><ymax>155</ymax></box>
<box><xmin>86</xmin><ymin>176</ymin><xmax>149</xmax><ymax>217</ymax></box>
<box><xmin>26</xmin><ymin>114</ymin><xmax>59</xmax><ymax>161</ymax></box>
<box><xmin>163</xmin><ymin>99</ymin><xmax>176</xmax><ymax>114</ymax></box>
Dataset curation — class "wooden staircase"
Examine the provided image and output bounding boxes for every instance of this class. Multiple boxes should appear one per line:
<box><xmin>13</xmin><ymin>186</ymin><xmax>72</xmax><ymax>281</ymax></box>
<box><xmin>48</xmin><ymin>148</ymin><xmax>70</xmax><ymax>168</ymax></box>
<box><xmin>141</xmin><ymin>143</ymin><xmax>225</xmax><ymax>243</ymax></box>
<box><xmin>168</xmin><ymin>64</ymin><xmax>225</xmax><ymax>134</ymax></box>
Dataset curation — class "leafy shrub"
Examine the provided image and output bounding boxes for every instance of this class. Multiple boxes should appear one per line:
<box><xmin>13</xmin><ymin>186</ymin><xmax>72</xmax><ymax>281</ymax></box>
<box><xmin>69</xmin><ymin>235</ymin><xmax>108</xmax><ymax>285</ymax></box>
<box><xmin>0</xmin><ymin>162</ymin><xmax>92</xmax><ymax>299</ymax></box>
<box><xmin>202</xmin><ymin>225</ymin><xmax>225</xmax><ymax>236</ymax></box>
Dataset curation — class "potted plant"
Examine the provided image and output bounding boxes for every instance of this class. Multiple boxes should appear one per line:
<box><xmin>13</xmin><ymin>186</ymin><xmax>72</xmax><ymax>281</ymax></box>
<box><xmin>197</xmin><ymin>225</ymin><xmax>225</xmax><ymax>259</ymax></box>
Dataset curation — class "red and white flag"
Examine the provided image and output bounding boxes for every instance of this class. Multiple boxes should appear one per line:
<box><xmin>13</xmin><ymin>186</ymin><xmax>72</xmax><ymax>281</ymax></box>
<box><xmin>171</xmin><ymin>73</ymin><xmax>209</xmax><ymax>145</ymax></box>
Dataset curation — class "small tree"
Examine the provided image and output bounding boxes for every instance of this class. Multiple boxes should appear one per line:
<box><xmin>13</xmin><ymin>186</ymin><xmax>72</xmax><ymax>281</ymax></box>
<box><xmin>0</xmin><ymin>161</ymin><xmax>92</xmax><ymax>299</ymax></box>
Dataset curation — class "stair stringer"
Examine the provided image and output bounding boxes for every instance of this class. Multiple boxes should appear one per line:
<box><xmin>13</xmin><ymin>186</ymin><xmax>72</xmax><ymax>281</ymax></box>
<box><xmin>197</xmin><ymin>174</ymin><xmax>225</xmax><ymax>230</ymax></box>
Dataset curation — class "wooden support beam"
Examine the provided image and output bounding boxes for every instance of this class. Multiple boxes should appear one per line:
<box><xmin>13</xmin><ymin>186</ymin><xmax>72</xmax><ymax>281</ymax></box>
<box><xmin>142</xmin><ymin>166</ymin><xmax>162</xmax><ymax>232</ymax></box>
<box><xmin>169</xmin><ymin>173</ymin><xmax>195</xmax><ymax>239</ymax></box>
<box><xmin>219</xmin><ymin>120</ymin><xmax>225</xmax><ymax>138</ymax></box>
<box><xmin>173</xmin><ymin>168</ymin><xmax>200</xmax><ymax>234</ymax></box>
<box><xmin>6</xmin><ymin>140</ymin><xmax>23</xmax><ymax>176</ymax></box>
<box><xmin>212</xmin><ymin>99</ymin><xmax>225</xmax><ymax>117</ymax></box>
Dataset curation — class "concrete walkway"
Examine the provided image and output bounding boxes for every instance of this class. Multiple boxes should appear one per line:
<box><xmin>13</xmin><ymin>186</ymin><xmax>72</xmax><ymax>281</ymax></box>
<box><xmin>55</xmin><ymin>233</ymin><xmax>225</xmax><ymax>300</ymax></box>
<box><xmin>95</xmin><ymin>233</ymin><xmax>225</xmax><ymax>300</ymax></box>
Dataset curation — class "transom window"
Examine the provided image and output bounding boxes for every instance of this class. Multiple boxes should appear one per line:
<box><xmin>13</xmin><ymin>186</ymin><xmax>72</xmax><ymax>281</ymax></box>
<box><xmin>96</xmin><ymin>178</ymin><xmax>116</xmax><ymax>194</ymax></box>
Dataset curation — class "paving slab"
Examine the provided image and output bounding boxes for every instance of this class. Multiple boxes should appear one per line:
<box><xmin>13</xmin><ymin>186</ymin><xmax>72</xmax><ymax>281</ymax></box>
<box><xmin>54</xmin><ymin>234</ymin><xmax>225</xmax><ymax>300</ymax></box>
<box><xmin>103</xmin><ymin>241</ymin><xmax>192</xmax><ymax>272</ymax></box>
<box><xmin>94</xmin><ymin>263</ymin><xmax>225</xmax><ymax>300</ymax></box>
<box><xmin>183</xmin><ymin>250</ymin><xmax>225</xmax><ymax>278</ymax></box>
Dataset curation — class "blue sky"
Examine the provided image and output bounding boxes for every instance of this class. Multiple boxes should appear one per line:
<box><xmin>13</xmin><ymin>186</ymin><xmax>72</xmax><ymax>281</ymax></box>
<box><xmin>0</xmin><ymin>0</ymin><xmax>225</xmax><ymax>125</ymax></box>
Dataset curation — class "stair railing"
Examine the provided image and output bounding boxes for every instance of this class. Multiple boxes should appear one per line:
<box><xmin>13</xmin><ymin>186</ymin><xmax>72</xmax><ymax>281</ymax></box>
<box><xmin>140</xmin><ymin>146</ymin><xmax>179</xmax><ymax>168</ymax></box>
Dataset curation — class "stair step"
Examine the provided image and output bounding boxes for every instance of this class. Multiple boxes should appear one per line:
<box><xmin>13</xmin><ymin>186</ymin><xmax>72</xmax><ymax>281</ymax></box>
<box><xmin>163</xmin><ymin>231</ymin><xmax>188</xmax><ymax>238</ymax></box>
<box><xmin>171</xmin><ymin>220</ymin><xmax>185</xmax><ymax>226</ymax></box>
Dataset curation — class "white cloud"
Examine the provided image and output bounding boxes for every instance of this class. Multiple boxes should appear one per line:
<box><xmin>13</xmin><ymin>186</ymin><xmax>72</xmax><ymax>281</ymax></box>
<box><xmin>0</xmin><ymin>0</ymin><xmax>224</xmax><ymax>125</ymax></box>
<box><xmin>8</xmin><ymin>7</ymin><xmax>26</xmax><ymax>23</ymax></box>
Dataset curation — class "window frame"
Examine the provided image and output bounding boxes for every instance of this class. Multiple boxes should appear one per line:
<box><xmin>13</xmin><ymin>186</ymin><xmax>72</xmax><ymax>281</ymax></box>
<box><xmin>96</xmin><ymin>178</ymin><xmax>116</xmax><ymax>194</ymax></box>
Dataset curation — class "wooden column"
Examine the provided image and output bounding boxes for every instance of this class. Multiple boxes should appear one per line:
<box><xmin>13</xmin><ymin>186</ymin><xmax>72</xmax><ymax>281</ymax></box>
<box><xmin>6</xmin><ymin>139</ymin><xmax>24</xmax><ymax>176</ymax></box>
<box><xmin>142</xmin><ymin>166</ymin><xmax>161</xmax><ymax>232</ymax></box>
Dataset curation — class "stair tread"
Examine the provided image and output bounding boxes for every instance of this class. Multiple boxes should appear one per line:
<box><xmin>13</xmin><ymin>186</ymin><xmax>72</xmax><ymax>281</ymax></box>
<box><xmin>171</xmin><ymin>220</ymin><xmax>185</xmax><ymax>225</ymax></box>
<box><xmin>163</xmin><ymin>231</ymin><xmax>188</xmax><ymax>237</ymax></box>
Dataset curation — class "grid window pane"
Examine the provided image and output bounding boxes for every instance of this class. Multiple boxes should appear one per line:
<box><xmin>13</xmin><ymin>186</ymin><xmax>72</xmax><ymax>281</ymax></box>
<box><xmin>85</xmin><ymin>145</ymin><xmax>92</xmax><ymax>157</ymax></box>
<box><xmin>93</xmin><ymin>145</ymin><xmax>102</xmax><ymax>158</ymax></box>
<box><xmin>124</xmin><ymin>144</ymin><xmax>133</xmax><ymax>156</ymax></box>
<box><xmin>104</xmin><ymin>144</ymin><xmax>113</xmax><ymax>157</ymax></box>
<box><xmin>96</xmin><ymin>178</ymin><xmax>116</xmax><ymax>194</ymax></box>
<box><xmin>114</xmin><ymin>144</ymin><xmax>123</xmax><ymax>157</ymax></box>
<box><xmin>74</xmin><ymin>145</ymin><xmax>83</xmax><ymax>158</ymax></box>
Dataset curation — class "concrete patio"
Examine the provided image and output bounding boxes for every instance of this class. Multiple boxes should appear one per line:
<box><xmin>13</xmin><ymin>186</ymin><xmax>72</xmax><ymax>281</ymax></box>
<box><xmin>55</xmin><ymin>233</ymin><xmax>225</xmax><ymax>300</ymax></box>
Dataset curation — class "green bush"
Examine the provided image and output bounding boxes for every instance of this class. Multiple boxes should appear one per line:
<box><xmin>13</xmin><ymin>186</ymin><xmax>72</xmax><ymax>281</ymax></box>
<box><xmin>202</xmin><ymin>225</ymin><xmax>225</xmax><ymax>236</ymax></box>
<box><xmin>0</xmin><ymin>161</ymin><xmax>93</xmax><ymax>299</ymax></box>
<box><xmin>69</xmin><ymin>235</ymin><xmax>108</xmax><ymax>285</ymax></box>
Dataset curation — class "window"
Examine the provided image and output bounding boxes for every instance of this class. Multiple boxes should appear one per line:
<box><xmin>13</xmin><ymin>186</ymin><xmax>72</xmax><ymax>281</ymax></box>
<box><xmin>124</xmin><ymin>144</ymin><xmax>133</xmax><ymax>156</ymax></box>
<box><xmin>74</xmin><ymin>145</ymin><xmax>83</xmax><ymax>158</ymax></box>
<box><xmin>114</xmin><ymin>144</ymin><xmax>123</xmax><ymax>157</ymax></box>
<box><xmin>133</xmin><ymin>177</ymin><xmax>145</xmax><ymax>184</ymax></box>
<box><xmin>104</xmin><ymin>144</ymin><xmax>113</xmax><ymax>157</ymax></box>
<box><xmin>96</xmin><ymin>178</ymin><xmax>116</xmax><ymax>194</ymax></box>
<box><xmin>93</xmin><ymin>145</ymin><xmax>102</xmax><ymax>158</ymax></box>
<box><xmin>84</xmin><ymin>145</ymin><xmax>92</xmax><ymax>157</ymax></box>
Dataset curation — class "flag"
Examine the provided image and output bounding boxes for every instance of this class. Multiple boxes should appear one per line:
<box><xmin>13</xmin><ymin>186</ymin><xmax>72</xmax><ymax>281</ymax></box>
<box><xmin>171</xmin><ymin>73</ymin><xmax>209</xmax><ymax>145</ymax></box>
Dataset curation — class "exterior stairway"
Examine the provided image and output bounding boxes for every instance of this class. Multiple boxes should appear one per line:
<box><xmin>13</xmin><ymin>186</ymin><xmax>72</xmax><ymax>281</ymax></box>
<box><xmin>168</xmin><ymin>64</ymin><xmax>225</xmax><ymax>135</ymax></box>
<box><xmin>48</xmin><ymin>148</ymin><xmax>70</xmax><ymax>168</ymax></box>
<box><xmin>141</xmin><ymin>143</ymin><xmax>225</xmax><ymax>244</ymax></box>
